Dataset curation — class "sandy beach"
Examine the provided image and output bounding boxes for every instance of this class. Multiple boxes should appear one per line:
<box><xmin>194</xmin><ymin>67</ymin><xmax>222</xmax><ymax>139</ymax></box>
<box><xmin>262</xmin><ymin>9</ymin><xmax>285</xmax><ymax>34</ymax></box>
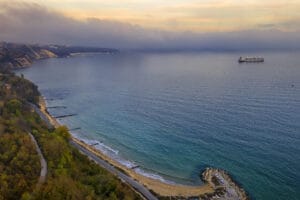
<box><xmin>38</xmin><ymin>96</ymin><xmax>214</xmax><ymax>197</ymax></box>
<box><xmin>39</xmin><ymin>97</ymin><xmax>61</xmax><ymax>128</ymax></box>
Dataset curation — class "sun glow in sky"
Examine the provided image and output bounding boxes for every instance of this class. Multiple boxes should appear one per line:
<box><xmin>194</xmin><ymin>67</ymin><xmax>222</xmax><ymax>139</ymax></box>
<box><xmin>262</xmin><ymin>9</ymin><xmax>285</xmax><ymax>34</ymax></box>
<box><xmin>26</xmin><ymin>0</ymin><xmax>300</xmax><ymax>32</ymax></box>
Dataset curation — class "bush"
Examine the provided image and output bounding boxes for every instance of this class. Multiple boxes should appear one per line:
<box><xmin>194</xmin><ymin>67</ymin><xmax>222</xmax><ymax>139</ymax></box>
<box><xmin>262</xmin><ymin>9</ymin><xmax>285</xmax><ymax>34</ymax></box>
<box><xmin>5</xmin><ymin>99</ymin><xmax>21</xmax><ymax>115</ymax></box>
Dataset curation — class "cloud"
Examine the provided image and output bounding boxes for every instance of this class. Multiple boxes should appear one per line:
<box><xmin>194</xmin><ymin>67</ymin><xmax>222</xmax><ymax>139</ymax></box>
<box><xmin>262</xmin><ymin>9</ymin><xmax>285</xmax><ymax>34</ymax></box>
<box><xmin>0</xmin><ymin>1</ymin><xmax>300</xmax><ymax>51</ymax></box>
<box><xmin>256</xmin><ymin>24</ymin><xmax>277</xmax><ymax>29</ymax></box>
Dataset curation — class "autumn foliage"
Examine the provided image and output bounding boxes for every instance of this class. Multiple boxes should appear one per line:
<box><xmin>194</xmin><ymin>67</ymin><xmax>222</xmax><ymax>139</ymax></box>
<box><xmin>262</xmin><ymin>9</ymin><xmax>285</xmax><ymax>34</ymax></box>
<box><xmin>0</xmin><ymin>72</ymin><xmax>141</xmax><ymax>200</ymax></box>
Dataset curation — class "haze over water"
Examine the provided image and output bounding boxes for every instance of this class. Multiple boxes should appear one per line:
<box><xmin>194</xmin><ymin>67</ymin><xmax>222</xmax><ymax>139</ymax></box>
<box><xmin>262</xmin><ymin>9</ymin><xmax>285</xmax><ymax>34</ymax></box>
<box><xmin>20</xmin><ymin>52</ymin><xmax>300</xmax><ymax>200</ymax></box>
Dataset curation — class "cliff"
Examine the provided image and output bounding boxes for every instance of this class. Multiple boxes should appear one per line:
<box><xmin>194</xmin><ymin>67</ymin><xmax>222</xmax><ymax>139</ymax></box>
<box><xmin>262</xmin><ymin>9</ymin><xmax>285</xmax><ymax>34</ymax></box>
<box><xmin>43</xmin><ymin>44</ymin><xmax>119</xmax><ymax>57</ymax></box>
<box><xmin>0</xmin><ymin>42</ymin><xmax>57</xmax><ymax>70</ymax></box>
<box><xmin>0</xmin><ymin>42</ymin><xmax>118</xmax><ymax>71</ymax></box>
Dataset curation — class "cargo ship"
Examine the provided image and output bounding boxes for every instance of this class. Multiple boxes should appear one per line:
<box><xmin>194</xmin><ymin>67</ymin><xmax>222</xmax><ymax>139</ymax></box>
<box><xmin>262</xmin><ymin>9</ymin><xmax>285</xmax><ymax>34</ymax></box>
<box><xmin>238</xmin><ymin>57</ymin><xmax>264</xmax><ymax>63</ymax></box>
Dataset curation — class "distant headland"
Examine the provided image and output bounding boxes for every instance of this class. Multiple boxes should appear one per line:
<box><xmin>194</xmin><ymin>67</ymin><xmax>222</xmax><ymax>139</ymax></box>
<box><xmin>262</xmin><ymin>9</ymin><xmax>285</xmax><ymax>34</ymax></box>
<box><xmin>0</xmin><ymin>42</ymin><xmax>250</xmax><ymax>200</ymax></box>
<box><xmin>0</xmin><ymin>42</ymin><xmax>118</xmax><ymax>70</ymax></box>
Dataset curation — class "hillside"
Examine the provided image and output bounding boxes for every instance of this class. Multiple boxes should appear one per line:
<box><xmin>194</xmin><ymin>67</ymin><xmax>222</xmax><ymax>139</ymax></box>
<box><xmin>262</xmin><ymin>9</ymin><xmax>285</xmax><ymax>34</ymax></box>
<box><xmin>0</xmin><ymin>42</ymin><xmax>118</xmax><ymax>70</ymax></box>
<box><xmin>0</xmin><ymin>47</ymin><xmax>141</xmax><ymax>200</ymax></box>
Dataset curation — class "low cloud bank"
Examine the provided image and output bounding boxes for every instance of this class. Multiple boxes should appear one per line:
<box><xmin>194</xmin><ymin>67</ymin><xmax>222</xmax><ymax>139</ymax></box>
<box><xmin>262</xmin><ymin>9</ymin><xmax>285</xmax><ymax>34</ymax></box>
<box><xmin>1</xmin><ymin>2</ymin><xmax>299</xmax><ymax>51</ymax></box>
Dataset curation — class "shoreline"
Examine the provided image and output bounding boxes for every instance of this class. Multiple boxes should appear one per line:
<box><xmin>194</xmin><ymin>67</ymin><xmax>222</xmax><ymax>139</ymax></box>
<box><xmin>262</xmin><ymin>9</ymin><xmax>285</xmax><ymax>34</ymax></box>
<box><xmin>3</xmin><ymin>42</ymin><xmax>251</xmax><ymax>199</ymax></box>
<box><xmin>38</xmin><ymin>96</ymin><xmax>249</xmax><ymax>199</ymax></box>
<box><xmin>38</xmin><ymin>96</ymin><xmax>214</xmax><ymax>197</ymax></box>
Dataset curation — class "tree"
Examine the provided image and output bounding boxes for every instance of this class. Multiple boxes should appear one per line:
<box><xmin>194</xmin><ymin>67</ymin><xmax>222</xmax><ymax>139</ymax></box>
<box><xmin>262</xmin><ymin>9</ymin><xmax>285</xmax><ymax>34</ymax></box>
<box><xmin>5</xmin><ymin>99</ymin><xmax>21</xmax><ymax>115</ymax></box>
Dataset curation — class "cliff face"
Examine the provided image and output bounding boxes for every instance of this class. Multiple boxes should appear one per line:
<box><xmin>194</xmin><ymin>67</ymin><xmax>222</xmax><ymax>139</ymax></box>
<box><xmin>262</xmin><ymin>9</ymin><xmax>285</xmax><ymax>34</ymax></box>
<box><xmin>0</xmin><ymin>42</ymin><xmax>57</xmax><ymax>70</ymax></box>
<box><xmin>0</xmin><ymin>42</ymin><xmax>118</xmax><ymax>71</ymax></box>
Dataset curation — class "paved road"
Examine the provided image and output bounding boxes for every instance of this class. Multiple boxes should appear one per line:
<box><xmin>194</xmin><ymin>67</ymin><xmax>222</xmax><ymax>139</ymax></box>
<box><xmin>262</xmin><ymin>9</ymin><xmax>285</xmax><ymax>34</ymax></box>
<box><xmin>30</xmin><ymin>101</ymin><xmax>157</xmax><ymax>199</ymax></box>
<box><xmin>29</xmin><ymin>102</ymin><xmax>53</xmax><ymax>128</ymax></box>
<box><xmin>28</xmin><ymin>132</ymin><xmax>48</xmax><ymax>185</ymax></box>
<box><xmin>70</xmin><ymin>140</ymin><xmax>158</xmax><ymax>200</ymax></box>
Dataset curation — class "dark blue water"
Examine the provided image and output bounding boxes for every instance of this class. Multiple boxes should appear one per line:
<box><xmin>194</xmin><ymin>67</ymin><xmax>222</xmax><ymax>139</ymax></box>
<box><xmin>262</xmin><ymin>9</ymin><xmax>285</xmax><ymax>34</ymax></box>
<box><xmin>19</xmin><ymin>52</ymin><xmax>300</xmax><ymax>200</ymax></box>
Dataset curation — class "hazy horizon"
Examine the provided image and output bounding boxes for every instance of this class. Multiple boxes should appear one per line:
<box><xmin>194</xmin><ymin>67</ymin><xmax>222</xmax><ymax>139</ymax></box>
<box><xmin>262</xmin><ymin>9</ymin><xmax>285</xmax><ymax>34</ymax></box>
<box><xmin>1</xmin><ymin>0</ymin><xmax>300</xmax><ymax>51</ymax></box>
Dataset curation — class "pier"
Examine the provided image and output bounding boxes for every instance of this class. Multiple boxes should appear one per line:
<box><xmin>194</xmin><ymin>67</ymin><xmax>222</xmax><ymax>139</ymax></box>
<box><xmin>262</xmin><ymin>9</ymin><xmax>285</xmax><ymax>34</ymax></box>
<box><xmin>47</xmin><ymin>106</ymin><xmax>67</xmax><ymax>109</ymax></box>
<box><xmin>54</xmin><ymin>114</ymin><xmax>77</xmax><ymax>119</ymax></box>
<box><xmin>44</xmin><ymin>98</ymin><xmax>64</xmax><ymax>101</ymax></box>
<box><xmin>68</xmin><ymin>127</ymin><xmax>81</xmax><ymax>131</ymax></box>
<box><xmin>131</xmin><ymin>165</ymin><xmax>140</xmax><ymax>170</ymax></box>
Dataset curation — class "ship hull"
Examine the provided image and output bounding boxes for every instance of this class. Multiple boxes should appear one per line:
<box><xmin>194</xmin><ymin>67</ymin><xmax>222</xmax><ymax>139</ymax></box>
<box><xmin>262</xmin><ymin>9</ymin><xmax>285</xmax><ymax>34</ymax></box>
<box><xmin>238</xmin><ymin>57</ymin><xmax>264</xmax><ymax>63</ymax></box>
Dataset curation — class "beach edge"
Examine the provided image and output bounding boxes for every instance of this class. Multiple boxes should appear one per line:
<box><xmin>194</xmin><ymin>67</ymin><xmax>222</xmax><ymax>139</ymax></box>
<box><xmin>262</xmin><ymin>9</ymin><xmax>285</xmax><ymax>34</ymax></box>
<box><xmin>37</xmin><ymin>96</ymin><xmax>249</xmax><ymax>199</ymax></box>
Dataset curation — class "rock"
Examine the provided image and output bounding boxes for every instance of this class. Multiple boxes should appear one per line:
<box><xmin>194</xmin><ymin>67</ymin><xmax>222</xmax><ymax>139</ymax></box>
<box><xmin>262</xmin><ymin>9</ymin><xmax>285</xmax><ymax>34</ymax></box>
<box><xmin>0</xmin><ymin>42</ymin><xmax>59</xmax><ymax>70</ymax></box>
<box><xmin>201</xmin><ymin>168</ymin><xmax>250</xmax><ymax>200</ymax></box>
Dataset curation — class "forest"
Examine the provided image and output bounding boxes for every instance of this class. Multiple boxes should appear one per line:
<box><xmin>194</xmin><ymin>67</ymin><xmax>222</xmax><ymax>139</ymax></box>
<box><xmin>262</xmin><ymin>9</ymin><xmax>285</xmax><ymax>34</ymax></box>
<box><xmin>0</xmin><ymin>69</ymin><xmax>141</xmax><ymax>200</ymax></box>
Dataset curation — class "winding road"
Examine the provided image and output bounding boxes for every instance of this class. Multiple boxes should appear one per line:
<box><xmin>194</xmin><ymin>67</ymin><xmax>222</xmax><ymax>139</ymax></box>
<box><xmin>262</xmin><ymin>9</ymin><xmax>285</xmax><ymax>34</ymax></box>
<box><xmin>30</xmin><ymin>101</ymin><xmax>158</xmax><ymax>200</ymax></box>
<box><xmin>28</xmin><ymin>132</ymin><xmax>47</xmax><ymax>186</ymax></box>
<box><xmin>70</xmin><ymin>140</ymin><xmax>158</xmax><ymax>200</ymax></box>
<box><xmin>29</xmin><ymin>102</ymin><xmax>53</xmax><ymax>128</ymax></box>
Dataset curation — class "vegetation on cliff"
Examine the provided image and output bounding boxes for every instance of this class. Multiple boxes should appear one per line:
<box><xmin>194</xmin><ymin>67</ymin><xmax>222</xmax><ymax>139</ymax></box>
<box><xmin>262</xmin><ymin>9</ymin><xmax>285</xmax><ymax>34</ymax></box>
<box><xmin>0</xmin><ymin>42</ymin><xmax>118</xmax><ymax>70</ymax></box>
<box><xmin>0</xmin><ymin>65</ymin><xmax>141</xmax><ymax>199</ymax></box>
<box><xmin>0</xmin><ymin>42</ymin><xmax>56</xmax><ymax>70</ymax></box>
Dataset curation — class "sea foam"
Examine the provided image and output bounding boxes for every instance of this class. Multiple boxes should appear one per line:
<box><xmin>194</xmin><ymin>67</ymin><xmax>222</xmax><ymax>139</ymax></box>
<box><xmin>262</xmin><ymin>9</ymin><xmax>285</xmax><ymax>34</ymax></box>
<box><xmin>71</xmin><ymin>133</ymin><xmax>170</xmax><ymax>183</ymax></box>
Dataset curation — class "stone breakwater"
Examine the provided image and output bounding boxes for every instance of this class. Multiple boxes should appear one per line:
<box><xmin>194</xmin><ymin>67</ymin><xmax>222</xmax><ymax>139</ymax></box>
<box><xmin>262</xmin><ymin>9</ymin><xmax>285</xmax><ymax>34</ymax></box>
<box><xmin>201</xmin><ymin>168</ymin><xmax>249</xmax><ymax>200</ymax></box>
<box><xmin>37</xmin><ymin>96</ymin><xmax>250</xmax><ymax>200</ymax></box>
<box><xmin>37</xmin><ymin>97</ymin><xmax>249</xmax><ymax>200</ymax></box>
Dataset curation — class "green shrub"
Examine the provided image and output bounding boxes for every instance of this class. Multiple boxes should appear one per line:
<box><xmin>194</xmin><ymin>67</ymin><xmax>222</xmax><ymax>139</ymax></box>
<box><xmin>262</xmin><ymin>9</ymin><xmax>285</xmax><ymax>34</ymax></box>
<box><xmin>5</xmin><ymin>99</ymin><xmax>21</xmax><ymax>115</ymax></box>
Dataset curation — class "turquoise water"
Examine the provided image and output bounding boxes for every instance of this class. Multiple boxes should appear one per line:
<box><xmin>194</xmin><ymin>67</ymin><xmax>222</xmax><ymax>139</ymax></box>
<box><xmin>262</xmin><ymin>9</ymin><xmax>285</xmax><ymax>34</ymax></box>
<box><xmin>19</xmin><ymin>52</ymin><xmax>300</xmax><ymax>200</ymax></box>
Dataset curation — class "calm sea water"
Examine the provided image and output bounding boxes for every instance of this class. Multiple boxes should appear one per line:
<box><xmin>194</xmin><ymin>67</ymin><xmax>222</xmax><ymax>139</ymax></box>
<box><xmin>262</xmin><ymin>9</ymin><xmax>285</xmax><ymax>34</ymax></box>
<box><xmin>19</xmin><ymin>52</ymin><xmax>300</xmax><ymax>200</ymax></box>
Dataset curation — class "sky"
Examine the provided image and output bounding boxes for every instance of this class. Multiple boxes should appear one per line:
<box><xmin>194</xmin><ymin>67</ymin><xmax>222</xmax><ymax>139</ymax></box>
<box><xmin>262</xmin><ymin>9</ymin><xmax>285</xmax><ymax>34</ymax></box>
<box><xmin>23</xmin><ymin>0</ymin><xmax>300</xmax><ymax>32</ymax></box>
<box><xmin>0</xmin><ymin>0</ymin><xmax>300</xmax><ymax>50</ymax></box>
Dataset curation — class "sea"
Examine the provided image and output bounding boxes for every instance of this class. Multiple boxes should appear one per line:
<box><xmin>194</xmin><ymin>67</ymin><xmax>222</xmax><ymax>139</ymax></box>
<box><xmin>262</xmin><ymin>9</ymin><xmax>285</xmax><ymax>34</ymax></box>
<box><xmin>18</xmin><ymin>51</ymin><xmax>300</xmax><ymax>200</ymax></box>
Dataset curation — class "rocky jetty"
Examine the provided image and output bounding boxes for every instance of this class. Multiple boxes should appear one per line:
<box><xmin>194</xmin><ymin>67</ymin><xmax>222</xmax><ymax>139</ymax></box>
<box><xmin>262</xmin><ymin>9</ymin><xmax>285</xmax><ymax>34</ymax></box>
<box><xmin>200</xmin><ymin>168</ymin><xmax>249</xmax><ymax>200</ymax></box>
